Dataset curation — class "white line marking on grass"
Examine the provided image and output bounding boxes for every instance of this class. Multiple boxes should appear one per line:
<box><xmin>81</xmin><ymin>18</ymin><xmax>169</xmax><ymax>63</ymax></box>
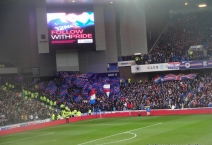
<box><xmin>0</xmin><ymin>132</ymin><xmax>52</xmax><ymax>138</ymax></box>
<box><xmin>70</xmin><ymin>123</ymin><xmax>128</xmax><ymax>126</ymax></box>
<box><xmin>77</xmin><ymin>118</ymin><xmax>103</xmax><ymax>123</ymax></box>
<box><xmin>78</xmin><ymin>122</ymin><xmax>162</xmax><ymax>145</ymax></box>
<box><xmin>70</xmin><ymin>122</ymin><xmax>154</xmax><ymax>127</ymax></box>
<box><xmin>0</xmin><ymin>132</ymin><xmax>54</xmax><ymax>144</ymax></box>
<box><xmin>0</xmin><ymin>118</ymin><xmax>102</xmax><ymax>138</ymax></box>
<box><xmin>93</xmin><ymin>123</ymin><xmax>154</xmax><ymax>126</ymax></box>
<box><xmin>97</xmin><ymin>132</ymin><xmax>137</xmax><ymax>145</ymax></box>
<box><xmin>125</xmin><ymin>122</ymin><xmax>162</xmax><ymax>132</ymax></box>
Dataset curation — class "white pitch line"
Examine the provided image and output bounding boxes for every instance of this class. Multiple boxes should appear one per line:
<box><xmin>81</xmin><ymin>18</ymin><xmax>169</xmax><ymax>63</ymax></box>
<box><xmin>125</xmin><ymin>122</ymin><xmax>162</xmax><ymax>133</ymax></box>
<box><xmin>78</xmin><ymin>122</ymin><xmax>162</xmax><ymax>145</ymax></box>
<box><xmin>73</xmin><ymin>121</ymin><xmax>158</xmax><ymax>126</ymax></box>
<box><xmin>70</xmin><ymin>122</ymin><xmax>154</xmax><ymax>126</ymax></box>
<box><xmin>97</xmin><ymin>132</ymin><xmax>137</xmax><ymax>145</ymax></box>
<box><xmin>77</xmin><ymin>118</ymin><xmax>103</xmax><ymax>123</ymax></box>
<box><xmin>0</xmin><ymin>132</ymin><xmax>54</xmax><ymax>144</ymax></box>
<box><xmin>0</xmin><ymin>118</ymin><xmax>102</xmax><ymax>138</ymax></box>
<box><xmin>0</xmin><ymin>132</ymin><xmax>52</xmax><ymax>138</ymax></box>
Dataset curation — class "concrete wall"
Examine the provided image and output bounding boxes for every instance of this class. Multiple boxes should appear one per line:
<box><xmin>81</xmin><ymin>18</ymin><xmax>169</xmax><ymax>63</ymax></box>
<box><xmin>119</xmin><ymin>67</ymin><xmax>148</xmax><ymax>82</ymax></box>
<box><xmin>0</xmin><ymin>0</ymin><xmax>171</xmax><ymax>75</ymax></box>
<box><xmin>56</xmin><ymin>50</ymin><xmax>79</xmax><ymax>71</ymax></box>
<box><xmin>0</xmin><ymin>0</ymin><xmax>56</xmax><ymax>76</ymax></box>
<box><xmin>78</xmin><ymin>4</ymin><xmax>118</xmax><ymax>73</ymax></box>
<box><xmin>116</xmin><ymin>0</ymin><xmax>148</xmax><ymax>56</ymax></box>
<box><xmin>145</xmin><ymin>0</ymin><xmax>170</xmax><ymax>51</ymax></box>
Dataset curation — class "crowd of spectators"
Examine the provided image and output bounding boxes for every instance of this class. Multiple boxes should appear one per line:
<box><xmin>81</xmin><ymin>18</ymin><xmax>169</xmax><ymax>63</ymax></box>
<box><xmin>29</xmin><ymin>71</ymin><xmax>212</xmax><ymax>113</ymax></box>
<box><xmin>119</xmin><ymin>72</ymin><xmax>212</xmax><ymax>110</ymax></box>
<box><xmin>1</xmin><ymin>70</ymin><xmax>212</xmax><ymax>126</ymax></box>
<box><xmin>81</xmin><ymin>72</ymin><xmax>212</xmax><ymax>112</ymax></box>
<box><xmin>119</xmin><ymin>11</ymin><xmax>212</xmax><ymax>64</ymax></box>
<box><xmin>0</xmin><ymin>79</ymin><xmax>52</xmax><ymax>126</ymax></box>
<box><xmin>0</xmin><ymin>91</ymin><xmax>51</xmax><ymax>126</ymax></box>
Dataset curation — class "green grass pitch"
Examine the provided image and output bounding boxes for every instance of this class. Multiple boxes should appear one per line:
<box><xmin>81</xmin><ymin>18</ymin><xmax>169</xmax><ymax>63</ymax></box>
<box><xmin>1</xmin><ymin>114</ymin><xmax>212</xmax><ymax>145</ymax></box>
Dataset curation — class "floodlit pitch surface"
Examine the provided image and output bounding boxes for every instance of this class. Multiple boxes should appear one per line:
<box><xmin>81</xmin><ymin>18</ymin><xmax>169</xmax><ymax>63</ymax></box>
<box><xmin>1</xmin><ymin>114</ymin><xmax>212</xmax><ymax>145</ymax></box>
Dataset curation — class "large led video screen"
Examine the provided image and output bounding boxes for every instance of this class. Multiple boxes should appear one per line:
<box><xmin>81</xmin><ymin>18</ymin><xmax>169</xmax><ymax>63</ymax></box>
<box><xmin>47</xmin><ymin>12</ymin><xmax>95</xmax><ymax>49</ymax></box>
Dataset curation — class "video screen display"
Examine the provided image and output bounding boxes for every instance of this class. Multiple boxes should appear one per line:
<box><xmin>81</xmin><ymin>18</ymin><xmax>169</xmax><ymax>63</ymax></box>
<box><xmin>47</xmin><ymin>12</ymin><xmax>95</xmax><ymax>49</ymax></box>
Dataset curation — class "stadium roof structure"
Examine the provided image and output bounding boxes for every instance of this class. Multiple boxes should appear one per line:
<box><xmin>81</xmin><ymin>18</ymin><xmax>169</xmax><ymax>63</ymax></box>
<box><xmin>0</xmin><ymin>0</ymin><xmax>200</xmax><ymax>9</ymax></box>
<box><xmin>44</xmin><ymin>0</ymin><xmax>212</xmax><ymax>7</ymax></box>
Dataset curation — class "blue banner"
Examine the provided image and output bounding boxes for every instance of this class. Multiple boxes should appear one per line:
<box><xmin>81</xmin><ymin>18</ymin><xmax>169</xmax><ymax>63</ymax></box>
<box><xmin>19</xmin><ymin>123</ymin><xmax>28</xmax><ymax>127</ymax></box>
<box><xmin>132</xmin><ymin>60</ymin><xmax>212</xmax><ymax>73</ymax></box>
<box><xmin>179</xmin><ymin>60</ymin><xmax>212</xmax><ymax>69</ymax></box>
<box><xmin>1</xmin><ymin>126</ymin><xmax>10</xmax><ymax>130</ymax></box>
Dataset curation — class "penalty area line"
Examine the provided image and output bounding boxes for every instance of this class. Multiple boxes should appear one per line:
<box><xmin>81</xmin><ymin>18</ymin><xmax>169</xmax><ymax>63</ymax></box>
<box><xmin>0</xmin><ymin>132</ymin><xmax>54</xmax><ymax>144</ymax></box>
<box><xmin>1</xmin><ymin>118</ymin><xmax>102</xmax><ymax>138</ymax></box>
<box><xmin>78</xmin><ymin>122</ymin><xmax>162</xmax><ymax>145</ymax></box>
<box><xmin>96</xmin><ymin>132</ymin><xmax>137</xmax><ymax>145</ymax></box>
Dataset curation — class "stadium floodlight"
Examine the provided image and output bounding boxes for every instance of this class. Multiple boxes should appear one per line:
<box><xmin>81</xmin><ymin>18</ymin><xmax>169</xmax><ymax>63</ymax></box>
<box><xmin>134</xmin><ymin>53</ymin><xmax>141</xmax><ymax>55</ymax></box>
<box><xmin>198</xmin><ymin>4</ymin><xmax>207</xmax><ymax>7</ymax></box>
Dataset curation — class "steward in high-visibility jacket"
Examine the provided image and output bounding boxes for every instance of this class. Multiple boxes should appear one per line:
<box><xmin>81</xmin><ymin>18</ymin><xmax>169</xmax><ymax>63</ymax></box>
<box><xmin>51</xmin><ymin>113</ymin><xmax>55</xmax><ymax>121</ymax></box>
<box><xmin>62</xmin><ymin>110</ymin><xmax>65</xmax><ymax>118</ymax></box>
<box><xmin>71</xmin><ymin>111</ymin><xmax>75</xmax><ymax>117</ymax></box>
<box><xmin>57</xmin><ymin>114</ymin><xmax>61</xmax><ymax>120</ymax></box>
<box><xmin>77</xmin><ymin>111</ymin><xmax>82</xmax><ymax>117</ymax></box>
<box><xmin>88</xmin><ymin>109</ymin><xmax>92</xmax><ymax>115</ymax></box>
<box><xmin>65</xmin><ymin>111</ymin><xmax>69</xmax><ymax>123</ymax></box>
<box><xmin>68</xmin><ymin>111</ymin><xmax>72</xmax><ymax>118</ymax></box>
